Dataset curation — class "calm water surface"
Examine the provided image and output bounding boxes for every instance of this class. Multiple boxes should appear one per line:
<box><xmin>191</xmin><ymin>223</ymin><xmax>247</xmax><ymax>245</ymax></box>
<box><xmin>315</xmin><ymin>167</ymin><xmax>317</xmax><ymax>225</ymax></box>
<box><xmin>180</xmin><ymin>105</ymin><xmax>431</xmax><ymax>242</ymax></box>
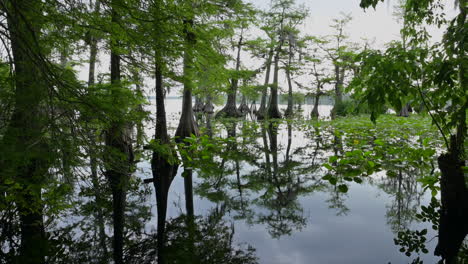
<box><xmin>134</xmin><ymin>98</ymin><xmax>438</xmax><ymax>264</ymax></box>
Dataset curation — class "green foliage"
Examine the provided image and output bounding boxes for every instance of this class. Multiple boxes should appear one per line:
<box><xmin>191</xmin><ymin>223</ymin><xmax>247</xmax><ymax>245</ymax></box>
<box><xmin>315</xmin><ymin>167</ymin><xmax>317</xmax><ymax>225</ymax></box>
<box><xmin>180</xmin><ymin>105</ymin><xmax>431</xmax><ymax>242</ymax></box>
<box><xmin>321</xmin><ymin>115</ymin><xmax>441</xmax><ymax>194</ymax></box>
<box><xmin>394</xmin><ymin>229</ymin><xmax>429</xmax><ymax>257</ymax></box>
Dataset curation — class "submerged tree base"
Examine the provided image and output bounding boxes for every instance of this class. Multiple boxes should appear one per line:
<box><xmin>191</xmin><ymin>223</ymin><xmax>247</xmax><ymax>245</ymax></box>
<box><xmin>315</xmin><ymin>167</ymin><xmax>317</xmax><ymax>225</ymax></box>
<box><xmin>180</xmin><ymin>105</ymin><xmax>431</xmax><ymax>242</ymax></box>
<box><xmin>435</xmin><ymin>150</ymin><xmax>468</xmax><ymax>263</ymax></box>
<box><xmin>216</xmin><ymin>105</ymin><xmax>243</xmax><ymax>119</ymax></box>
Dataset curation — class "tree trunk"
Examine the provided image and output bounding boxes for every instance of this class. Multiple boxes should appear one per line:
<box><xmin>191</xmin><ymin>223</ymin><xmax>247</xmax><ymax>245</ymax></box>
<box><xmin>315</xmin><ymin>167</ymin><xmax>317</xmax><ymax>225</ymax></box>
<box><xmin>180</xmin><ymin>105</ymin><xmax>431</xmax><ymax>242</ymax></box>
<box><xmin>87</xmin><ymin>1</ymin><xmax>108</xmax><ymax>260</ymax></box>
<box><xmin>398</xmin><ymin>103</ymin><xmax>410</xmax><ymax>117</ymax></box>
<box><xmin>175</xmin><ymin>19</ymin><xmax>199</xmax><ymax>140</ymax></box>
<box><xmin>261</xmin><ymin>124</ymin><xmax>271</xmax><ymax>179</ymax></box>
<box><xmin>151</xmin><ymin>59</ymin><xmax>179</xmax><ymax>264</ymax></box>
<box><xmin>331</xmin><ymin>64</ymin><xmax>344</xmax><ymax>119</ymax></box>
<box><xmin>434</xmin><ymin>138</ymin><xmax>467</xmax><ymax>263</ymax></box>
<box><xmin>1</xmin><ymin>1</ymin><xmax>48</xmax><ymax>263</ymax></box>
<box><xmin>257</xmin><ymin>47</ymin><xmax>274</xmax><ymax>120</ymax></box>
<box><xmin>217</xmin><ymin>30</ymin><xmax>244</xmax><ymax>118</ymax></box>
<box><xmin>267</xmin><ymin>48</ymin><xmax>282</xmax><ymax>119</ymax></box>
<box><xmin>238</xmin><ymin>94</ymin><xmax>250</xmax><ymax>115</ymax></box>
<box><xmin>104</xmin><ymin>2</ymin><xmax>134</xmax><ymax>263</ymax></box>
<box><xmin>435</xmin><ymin>2</ymin><xmax>467</xmax><ymax>259</ymax></box>
<box><xmin>285</xmin><ymin>45</ymin><xmax>294</xmax><ymax>117</ymax></box>
<box><xmin>311</xmin><ymin>92</ymin><xmax>320</xmax><ymax>119</ymax></box>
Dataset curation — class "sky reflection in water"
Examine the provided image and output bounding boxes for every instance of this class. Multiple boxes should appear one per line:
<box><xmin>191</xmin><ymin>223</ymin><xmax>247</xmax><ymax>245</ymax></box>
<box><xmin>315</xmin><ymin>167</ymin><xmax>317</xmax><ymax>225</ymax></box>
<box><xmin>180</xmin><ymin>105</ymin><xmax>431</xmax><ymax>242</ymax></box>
<box><xmin>137</xmin><ymin>98</ymin><xmax>438</xmax><ymax>264</ymax></box>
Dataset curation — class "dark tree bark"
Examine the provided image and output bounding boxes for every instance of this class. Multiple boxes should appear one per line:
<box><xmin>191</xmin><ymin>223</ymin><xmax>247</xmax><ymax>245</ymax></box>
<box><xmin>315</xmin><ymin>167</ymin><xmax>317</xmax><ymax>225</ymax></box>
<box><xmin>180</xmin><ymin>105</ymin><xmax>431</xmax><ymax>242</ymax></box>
<box><xmin>261</xmin><ymin>123</ymin><xmax>272</xmax><ymax>179</ymax></box>
<box><xmin>284</xmin><ymin>45</ymin><xmax>294</xmax><ymax>117</ymax></box>
<box><xmin>175</xmin><ymin>18</ymin><xmax>199</xmax><ymax>140</ymax></box>
<box><xmin>104</xmin><ymin>2</ymin><xmax>134</xmax><ymax>263</ymax></box>
<box><xmin>267</xmin><ymin>45</ymin><xmax>283</xmax><ymax>119</ymax></box>
<box><xmin>238</xmin><ymin>94</ymin><xmax>250</xmax><ymax>116</ymax></box>
<box><xmin>151</xmin><ymin>59</ymin><xmax>179</xmax><ymax>264</ymax></box>
<box><xmin>257</xmin><ymin>47</ymin><xmax>274</xmax><ymax>120</ymax></box>
<box><xmin>398</xmin><ymin>103</ymin><xmax>410</xmax><ymax>117</ymax></box>
<box><xmin>0</xmin><ymin>1</ymin><xmax>50</xmax><ymax>263</ymax></box>
<box><xmin>267</xmin><ymin>122</ymin><xmax>279</xmax><ymax>182</ymax></box>
<box><xmin>203</xmin><ymin>95</ymin><xmax>215</xmax><ymax>115</ymax></box>
<box><xmin>193</xmin><ymin>96</ymin><xmax>204</xmax><ymax>113</ymax></box>
<box><xmin>216</xmin><ymin>29</ymin><xmax>244</xmax><ymax>118</ymax></box>
<box><xmin>331</xmin><ymin>64</ymin><xmax>344</xmax><ymax>119</ymax></box>
<box><xmin>311</xmin><ymin>93</ymin><xmax>321</xmax><ymax>119</ymax></box>
<box><xmin>435</xmin><ymin>136</ymin><xmax>468</xmax><ymax>263</ymax></box>
<box><xmin>435</xmin><ymin>2</ymin><xmax>467</xmax><ymax>257</ymax></box>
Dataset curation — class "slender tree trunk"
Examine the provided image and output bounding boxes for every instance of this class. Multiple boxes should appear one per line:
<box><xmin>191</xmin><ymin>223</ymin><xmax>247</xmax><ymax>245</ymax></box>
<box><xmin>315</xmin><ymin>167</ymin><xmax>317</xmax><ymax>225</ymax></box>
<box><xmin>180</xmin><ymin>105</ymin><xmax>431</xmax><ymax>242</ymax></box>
<box><xmin>331</xmin><ymin>64</ymin><xmax>343</xmax><ymax>119</ymax></box>
<box><xmin>286</xmin><ymin>122</ymin><xmax>292</xmax><ymax>162</ymax></box>
<box><xmin>267</xmin><ymin>47</ymin><xmax>282</xmax><ymax>119</ymax></box>
<box><xmin>217</xmin><ymin>30</ymin><xmax>244</xmax><ymax>118</ymax></box>
<box><xmin>151</xmin><ymin>57</ymin><xmax>179</xmax><ymax>264</ymax></box>
<box><xmin>267</xmin><ymin>122</ymin><xmax>279</xmax><ymax>181</ymax></box>
<box><xmin>285</xmin><ymin>45</ymin><xmax>294</xmax><ymax>117</ymax></box>
<box><xmin>105</xmin><ymin>2</ymin><xmax>134</xmax><ymax>263</ymax></box>
<box><xmin>311</xmin><ymin>92</ymin><xmax>320</xmax><ymax>119</ymax></box>
<box><xmin>257</xmin><ymin>47</ymin><xmax>274</xmax><ymax>120</ymax></box>
<box><xmin>87</xmin><ymin>1</ymin><xmax>108</xmax><ymax>260</ymax></box>
<box><xmin>1</xmin><ymin>1</ymin><xmax>48</xmax><ymax>263</ymax></box>
<box><xmin>175</xmin><ymin>18</ymin><xmax>199</xmax><ymax>140</ymax></box>
<box><xmin>261</xmin><ymin>124</ymin><xmax>271</xmax><ymax>179</ymax></box>
<box><xmin>130</xmin><ymin>68</ymin><xmax>145</xmax><ymax>149</ymax></box>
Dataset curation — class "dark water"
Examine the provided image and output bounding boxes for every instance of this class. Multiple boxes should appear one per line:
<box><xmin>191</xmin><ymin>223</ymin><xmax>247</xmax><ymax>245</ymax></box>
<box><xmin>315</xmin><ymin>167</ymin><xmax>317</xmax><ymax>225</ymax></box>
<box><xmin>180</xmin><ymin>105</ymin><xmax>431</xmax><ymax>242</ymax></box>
<box><xmin>133</xmin><ymin>99</ymin><xmax>438</xmax><ymax>264</ymax></box>
<box><xmin>2</xmin><ymin>99</ymin><xmax>438</xmax><ymax>263</ymax></box>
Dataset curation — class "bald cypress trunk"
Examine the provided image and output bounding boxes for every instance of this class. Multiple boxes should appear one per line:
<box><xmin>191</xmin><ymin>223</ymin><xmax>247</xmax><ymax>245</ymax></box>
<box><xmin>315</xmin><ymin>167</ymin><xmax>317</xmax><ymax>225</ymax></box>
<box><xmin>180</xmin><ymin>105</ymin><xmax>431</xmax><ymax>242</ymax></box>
<box><xmin>151</xmin><ymin>59</ymin><xmax>179</xmax><ymax>264</ymax></box>
<box><xmin>267</xmin><ymin>48</ymin><xmax>282</xmax><ymax>119</ymax></box>
<box><xmin>217</xmin><ymin>30</ymin><xmax>244</xmax><ymax>118</ymax></box>
<box><xmin>257</xmin><ymin>47</ymin><xmax>274</xmax><ymax>120</ymax></box>
<box><xmin>285</xmin><ymin>45</ymin><xmax>294</xmax><ymax>117</ymax></box>
<box><xmin>311</xmin><ymin>92</ymin><xmax>320</xmax><ymax>119</ymax></box>
<box><xmin>175</xmin><ymin>18</ymin><xmax>199</xmax><ymax>140</ymax></box>
<box><xmin>331</xmin><ymin>64</ymin><xmax>344</xmax><ymax>119</ymax></box>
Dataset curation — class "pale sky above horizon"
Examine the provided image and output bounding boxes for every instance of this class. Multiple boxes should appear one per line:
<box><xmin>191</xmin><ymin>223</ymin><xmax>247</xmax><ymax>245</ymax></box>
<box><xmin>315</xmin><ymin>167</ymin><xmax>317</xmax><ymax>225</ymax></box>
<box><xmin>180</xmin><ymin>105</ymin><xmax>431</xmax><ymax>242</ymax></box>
<box><xmin>76</xmin><ymin>0</ymin><xmax>456</xmax><ymax>96</ymax></box>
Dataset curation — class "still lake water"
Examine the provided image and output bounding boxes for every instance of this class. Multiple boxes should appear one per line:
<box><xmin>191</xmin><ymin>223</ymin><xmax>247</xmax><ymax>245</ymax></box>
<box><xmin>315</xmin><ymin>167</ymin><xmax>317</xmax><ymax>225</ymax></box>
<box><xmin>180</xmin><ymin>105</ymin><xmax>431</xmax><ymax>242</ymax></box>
<box><xmin>134</xmin><ymin>98</ymin><xmax>438</xmax><ymax>264</ymax></box>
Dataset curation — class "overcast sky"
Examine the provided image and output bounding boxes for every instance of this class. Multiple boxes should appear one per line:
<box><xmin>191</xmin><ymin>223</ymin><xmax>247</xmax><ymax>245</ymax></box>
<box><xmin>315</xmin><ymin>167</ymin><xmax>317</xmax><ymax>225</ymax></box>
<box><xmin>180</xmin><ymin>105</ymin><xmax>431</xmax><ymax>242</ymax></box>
<box><xmin>247</xmin><ymin>0</ymin><xmax>452</xmax><ymax>47</ymax></box>
<box><xmin>76</xmin><ymin>0</ymin><xmax>456</xmax><ymax>96</ymax></box>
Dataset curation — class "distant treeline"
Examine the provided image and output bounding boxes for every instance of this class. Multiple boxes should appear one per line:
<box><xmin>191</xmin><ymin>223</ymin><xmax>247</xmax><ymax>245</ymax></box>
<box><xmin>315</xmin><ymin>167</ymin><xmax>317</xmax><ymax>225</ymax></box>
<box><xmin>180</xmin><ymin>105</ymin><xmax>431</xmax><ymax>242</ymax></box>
<box><xmin>148</xmin><ymin>94</ymin><xmax>343</xmax><ymax>105</ymax></box>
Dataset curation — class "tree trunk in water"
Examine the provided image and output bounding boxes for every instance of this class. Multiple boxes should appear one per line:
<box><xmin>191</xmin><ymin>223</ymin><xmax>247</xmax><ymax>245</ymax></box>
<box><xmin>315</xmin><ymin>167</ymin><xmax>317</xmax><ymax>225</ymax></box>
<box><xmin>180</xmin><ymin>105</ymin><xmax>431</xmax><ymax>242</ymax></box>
<box><xmin>151</xmin><ymin>60</ymin><xmax>179</xmax><ymax>264</ymax></box>
<box><xmin>182</xmin><ymin>168</ymin><xmax>196</xmax><ymax>260</ymax></box>
<box><xmin>311</xmin><ymin>93</ymin><xmax>320</xmax><ymax>119</ymax></box>
<box><xmin>105</xmin><ymin>3</ymin><xmax>134</xmax><ymax>263</ymax></box>
<box><xmin>398</xmin><ymin>103</ymin><xmax>410</xmax><ymax>117</ymax></box>
<box><xmin>238</xmin><ymin>94</ymin><xmax>250</xmax><ymax>116</ymax></box>
<box><xmin>217</xmin><ymin>30</ymin><xmax>244</xmax><ymax>118</ymax></box>
<box><xmin>1</xmin><ymin>1</ymin><xmax>48</xmax><ymax>263</ymax></box>
<box><xmin>285</xmin><ymin>46</ymin><xmax>294</xmax><ymax>117</ymax></box>
<box><xmin>203</xmin><ymin>95</ymin><xmax>214</xmax><ymax>115</ymax></box>
<box><xmin>286</xmin><ymin>122</ymin><xmax>292</xmax><ymax>162</ymax></box>
<box><xmin>193</xmin><ymin>96</ymin><xmax>203</xmax><ymax>113</ymax></box>
<box><xmin>434</xmin><ymin>136</ymin><xmax>467</xmax><ymax>263</ymax></box>
<box><xmin>435</xmin><ymin>2</ymin><xmax>467</xmax><ymax>257</ymax></box>
<box><xmin>175</xmin><ymin>19</ymin><xmax>199</xmax><ymax>140</ymax></box>
<box><xmin>331</xmin><ymin>64</ymin><xmax>343</xmax><ymax>119</ymax></box>
<box><xmin>267</xmin><ymin>122</ymin><xmax>279</xmax><ymax>182</ymax></box>
<box><xmin>261</xmin><ymin>124</ymin><xmax>271</xmax><ymax>179</ymax></box>
<box><xmin>257</xmin><ymin>47</ymin><xmax>274</xmax><ymax>120</ymax></box>
<box><xmin>267</xmin><ymin>48</ymin><xmax>282</xmax><ymax>119</ymax></box>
